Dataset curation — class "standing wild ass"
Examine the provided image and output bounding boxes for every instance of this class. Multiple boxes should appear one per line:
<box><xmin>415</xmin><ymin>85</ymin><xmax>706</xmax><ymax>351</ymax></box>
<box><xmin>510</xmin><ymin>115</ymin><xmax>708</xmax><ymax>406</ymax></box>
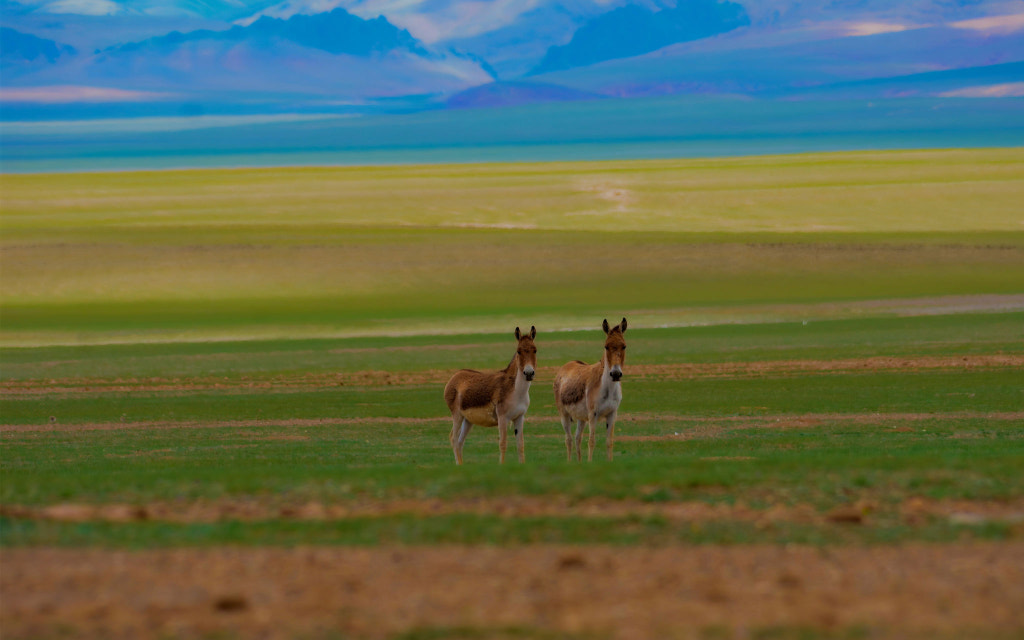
<box><xmin>553</xmin><ymin>318</ymin><xmax>627</xmax><ymax>461</ymax></box>
<box><xmin>444</xmin><ymin>326</ymin><xmax>537</xmax><ymax>465</ymax></box>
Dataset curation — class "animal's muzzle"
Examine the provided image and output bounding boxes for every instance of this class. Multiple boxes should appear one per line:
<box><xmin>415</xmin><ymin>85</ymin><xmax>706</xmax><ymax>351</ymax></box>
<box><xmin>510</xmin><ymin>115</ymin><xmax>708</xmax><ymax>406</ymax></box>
<box><xmin>610</xmin><ymin>367</ymin><xmax>623</xmax><ymax>382</ymax></box>
<box><xmin>524</xmin><ymin>367</ymin><xmax>535</xmax><ymax>381</ymax></box>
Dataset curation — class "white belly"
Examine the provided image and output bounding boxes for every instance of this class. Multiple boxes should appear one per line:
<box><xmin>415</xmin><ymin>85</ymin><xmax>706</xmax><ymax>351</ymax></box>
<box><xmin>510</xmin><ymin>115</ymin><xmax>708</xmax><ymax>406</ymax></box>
<box><xmin>563</xmin><ymin>398</ymin><xmax>590</xmax><ymax>422</ymax></box>
<box><xmin>595</xmin><ymin>382</ymin><xmax>622</xmax><ymax>417</ymax></box>
<box><xmin>505</xmin><ymin>380</ymin><xmax>531</xmax><ymax>422</ymax></box>
<box><xmin>462</xmin><ymin>405</ymin><xmax>498</xmax><ymax>427</ymax></box>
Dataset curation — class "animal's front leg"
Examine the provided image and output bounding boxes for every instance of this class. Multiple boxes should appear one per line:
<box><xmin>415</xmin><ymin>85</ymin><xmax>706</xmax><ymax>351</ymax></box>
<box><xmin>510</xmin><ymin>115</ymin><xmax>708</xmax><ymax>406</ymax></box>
<box><xmin>587</xmin><ymin>411</ymin><xmax>598</xmax><ymax>462</ymax></box>
<box><xmin>514</xmin><ymin>415</ymin><xmax>526</xmax><ymax>463</ymax></box>
<box><xmin>497</xmin><ymin>415</ymin><xmax>509</xmax><ymax>464</ymax></box>
<box><xmin>606</xmin><ymin>411</ymin><xmax>617</xmax><ymax>461</ymax></box>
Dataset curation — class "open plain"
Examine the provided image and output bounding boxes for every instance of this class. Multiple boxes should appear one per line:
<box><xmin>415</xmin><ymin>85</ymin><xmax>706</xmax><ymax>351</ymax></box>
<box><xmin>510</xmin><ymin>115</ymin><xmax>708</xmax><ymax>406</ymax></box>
<box><xmin>2</xmin><ymin>148</ymin><xmax>1023</xmax><ymax>639</ymax></box>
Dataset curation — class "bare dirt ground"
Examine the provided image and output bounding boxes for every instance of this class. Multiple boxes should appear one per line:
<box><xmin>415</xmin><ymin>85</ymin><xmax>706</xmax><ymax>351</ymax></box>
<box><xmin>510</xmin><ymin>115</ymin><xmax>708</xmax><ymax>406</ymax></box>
<box><xmin>4</xmin><ymin>544</ymin><xmax>1023</xmax><ymax>639</ymax></box>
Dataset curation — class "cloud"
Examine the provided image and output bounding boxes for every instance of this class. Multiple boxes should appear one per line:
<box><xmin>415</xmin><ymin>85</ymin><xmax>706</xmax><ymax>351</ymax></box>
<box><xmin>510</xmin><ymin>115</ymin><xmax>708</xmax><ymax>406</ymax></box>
<box><xmin>240</xmin><ymin>0</ymin><xmax>549</xmax><ymax>43</ymax></box>
<box><xmin>2</xmin><ymin>113</ymin><xmax>352</xmax><ymax>134</ymax></box>
<box><xmin>950</xmin><ymin>12</ymin><xmax>1024</xmax><ymax>35</ymax></box>
<box><xmin>0</xmin><ymin>85</ymin><xmax>171</xmax><ymax>103</ymax></box>
<box><xmin>382</xmin><ymin>0</ymin><xmax>545</xmax><ymax>43</ymax></box>
<box><xmin>939</xmin><ymin>82</ymin><xmax>1024</xmax><ymax>98</ymax></box>
<box><xmin>843</xmin><ymin>22</ymin><xmax>911</xmax><ymax>37</ymax></box>
<box><xmin>42</xmin><ymin>0</ymin><xmax>121</xmax><ymax>15</ymax></box>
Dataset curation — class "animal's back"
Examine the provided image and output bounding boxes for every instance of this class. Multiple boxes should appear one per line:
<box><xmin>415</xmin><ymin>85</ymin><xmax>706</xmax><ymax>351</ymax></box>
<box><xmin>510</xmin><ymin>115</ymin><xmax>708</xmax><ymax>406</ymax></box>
<box><xmin>446</xmin><ymin>369</ymin><xmax>499</xmax><ymax>412</ymax></box>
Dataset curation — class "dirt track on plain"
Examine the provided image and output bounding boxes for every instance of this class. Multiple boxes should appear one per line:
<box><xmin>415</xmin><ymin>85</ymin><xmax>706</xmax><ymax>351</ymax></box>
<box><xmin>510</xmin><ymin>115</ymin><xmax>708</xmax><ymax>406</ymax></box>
<box><xmin>4</xmin><ymin>495</ymin><xmax>1024</xmax><ymax>527</ymax></box>
<box><xmin>4</xmin><ymin>544</ymin><xmax>1023</xmax><ymax>639</ymax></box>
<box><xmin>3</xmin><ymin>354</ymin><xmax>1021</xmax><ymax>396</ymax></box>
<box><xmin>3</xmin><ymin>410</ymin><xmax>1021</xmax><ymax>434</ymax></box>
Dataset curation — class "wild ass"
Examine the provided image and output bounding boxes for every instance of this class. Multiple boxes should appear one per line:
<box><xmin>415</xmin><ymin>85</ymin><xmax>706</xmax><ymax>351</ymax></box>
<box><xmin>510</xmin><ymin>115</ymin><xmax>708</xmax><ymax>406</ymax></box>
<box><xmin>444</xmin><ymin>326</ymin><xmax>537</xmax><ymax>465</ymax></box>
<box><xmin>553</xmin><ymin>318</ymin><xmax>627</xmax><ymax>461</ymax></box>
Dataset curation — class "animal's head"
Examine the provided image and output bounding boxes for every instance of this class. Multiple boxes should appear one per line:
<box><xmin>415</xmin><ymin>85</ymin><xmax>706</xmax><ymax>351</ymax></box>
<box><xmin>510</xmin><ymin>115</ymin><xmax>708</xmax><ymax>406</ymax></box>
<box><xmin>602</xmin><ymin>317</ymin><xmax>628</xmax><ymax>381</ymax></box>
<box><xmin>514</xmin><ymin>325</ymin><xmax>537</xmax><ymax>381</ymax></box>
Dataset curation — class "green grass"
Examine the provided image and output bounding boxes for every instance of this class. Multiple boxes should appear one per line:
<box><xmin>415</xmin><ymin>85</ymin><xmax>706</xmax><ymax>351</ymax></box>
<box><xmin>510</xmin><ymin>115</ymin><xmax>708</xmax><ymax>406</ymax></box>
<box><xmin>2</xmin><ymin>312</ymin><xmax>1022</xmax><ymax>380</ymax></box>
<box><xmin>3</xmin><ymin>409</ymin><xmax>1022</xmax><ymax>506</ymax></box>
<box><xmin>0</xmin><ymin>364</ymin><xmax>1019</xmax><ymax>425</ymax></box>
<box><xmin>3</xmin><ymin>312</ymin><xmax>1023</xmax><ymax>547</ymax></box>
<box><xmin>2</xmin><ymin>410</ymin><xmax>1022</xmax><ymax>547</ymax></box>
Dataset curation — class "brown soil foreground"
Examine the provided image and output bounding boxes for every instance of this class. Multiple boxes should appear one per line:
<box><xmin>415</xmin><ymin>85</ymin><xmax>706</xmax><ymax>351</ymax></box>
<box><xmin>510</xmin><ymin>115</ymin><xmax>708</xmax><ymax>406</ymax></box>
<box><xmin>3</xmin><ymin>544</ymin><xmax>1023</xmax><ymax>640</ymax></box>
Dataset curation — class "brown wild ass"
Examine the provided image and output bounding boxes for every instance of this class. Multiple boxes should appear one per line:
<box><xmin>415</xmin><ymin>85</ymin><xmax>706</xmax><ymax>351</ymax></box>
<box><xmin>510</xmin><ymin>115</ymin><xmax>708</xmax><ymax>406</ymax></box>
<box><xmin>444</xmin><ymin>326</ymin><xmax>537</xmax><ymax>465</ymax></box>
<box><xmin>554</xmin><ymin>318</ymin><xmax>627</xmax><ymax>461</ymax></box>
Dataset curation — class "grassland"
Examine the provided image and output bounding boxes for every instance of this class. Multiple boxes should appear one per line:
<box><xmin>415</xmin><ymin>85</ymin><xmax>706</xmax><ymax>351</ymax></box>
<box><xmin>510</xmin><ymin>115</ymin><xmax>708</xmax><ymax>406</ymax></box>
<box><xmin>2</xmin><ymin>148</ymin><xmax>1024</xmax><ymax>639</ymax></box>
<box><xmin>2</xmin><ymin>147</ymin><xmax>1023</xmax><ymax>344</ymax></box>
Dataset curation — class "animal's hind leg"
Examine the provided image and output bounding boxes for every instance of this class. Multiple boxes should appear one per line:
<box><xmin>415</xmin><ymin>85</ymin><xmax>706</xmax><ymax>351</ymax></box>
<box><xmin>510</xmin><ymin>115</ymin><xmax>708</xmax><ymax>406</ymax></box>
<box><xmin>560</xmin><ymin>412</ymin><xmax>573</xmax><ymax>462</ymax></box>
<box><xmin>450</xmin><ymin>414</ymin><xmax>461</xmax><ymax>462</ymax></box>
<box><xmin>453</xmin><ymin>418</ymin><xmax>472</xmax><ymax>465</ymax></box>
<box><xmin>573</xmin><ymin>420</ymin><xmax>585</xmax><ymax>462</ymax></box>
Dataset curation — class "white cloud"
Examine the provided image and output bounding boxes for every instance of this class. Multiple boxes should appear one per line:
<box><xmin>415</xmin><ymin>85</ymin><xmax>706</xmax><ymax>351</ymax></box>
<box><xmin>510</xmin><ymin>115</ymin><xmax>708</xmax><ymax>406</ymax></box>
<box><xmin>940</xmin><ymin>83</ymin><xmax>1024</xmax><ymax>98</ymax></box>
<box><xmin>237</xmin><ymin>0</ymin><xmax>550</xmax><ymax>42</ymax></box>
<box><xmin>950</xmin><ymin>12</ymin><xmax>1024</xmax><ymax>34</ymax></box>
<box><xmin>0</xmin><ymin>85</ymin><xmax>170</xmax><ymax>103</ymax></box>
<box><xmin>843</xmin><ymin>22</ymin><xmax>911</xmax><ymax>37</ymax></box>
<box><xmin>2</xmin><ymin>113</ymin><xmax>351</xmax><ymax>135</ymax></box>
<box><xmin>42</xmin><ymin>0</ymin><xmax>122</xmax><ymax>15</ymax></box>
<box><xmin>380</xmin><ymin>0</ymin><xmax>549</xmax><ymax>43</ymax></box>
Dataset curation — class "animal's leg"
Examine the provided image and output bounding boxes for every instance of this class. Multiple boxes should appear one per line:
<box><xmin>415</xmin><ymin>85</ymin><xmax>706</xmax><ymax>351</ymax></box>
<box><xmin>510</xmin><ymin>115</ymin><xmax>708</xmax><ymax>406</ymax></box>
<box><xmin>606</xmin><ymin>411</ymin><xmax>617</xmax><ymax>461</ymax></box>
<box><xmin>560</xmin><ymin>412</ymin><xmax>573</xmax><ymax>461</ymax></box>
<box><xmin>514</xmin><ymin>415</ymin><xmax>526</xmax><ymax>463</ymax></box>
<box><xmin>587</xmin><ymin>412</ymin><xmax>598</xmax><ymax>462</ymax></box>
<box><xmin>454</xmin><ymin>418</ymin><xmax>472</xmax><ymax>466</ymax></box>
<box><xmin>450</xmin><ymin>413</ymin><xmax>462</xmax><ymax>464</ymax></box>
<box><xmin>498</xmin><ymin>415</ymin><xmax>509</xmax><ymax>464</ymax></box>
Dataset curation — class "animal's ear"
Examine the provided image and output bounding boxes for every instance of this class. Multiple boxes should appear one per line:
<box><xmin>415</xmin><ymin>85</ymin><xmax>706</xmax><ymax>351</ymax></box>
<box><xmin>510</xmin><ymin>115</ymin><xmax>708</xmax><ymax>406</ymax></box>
<box><xmin>530</xmin><ymin>325</ymin><xmax>537</xmax><ymax>339</ymax></box>
<box><xmin>515</xmin><ymin>327</ymin><xmax>522</xmax><ymax>340</ymax></box>
<box><xmin>602</xmin><ymin>318</ymin><xmax>610</xmax><ymax>334</ymax></box>
<box><xmin>620</xmin><ymin>317</ymin><xmax>628</xmax><ymax>333</ymax></box>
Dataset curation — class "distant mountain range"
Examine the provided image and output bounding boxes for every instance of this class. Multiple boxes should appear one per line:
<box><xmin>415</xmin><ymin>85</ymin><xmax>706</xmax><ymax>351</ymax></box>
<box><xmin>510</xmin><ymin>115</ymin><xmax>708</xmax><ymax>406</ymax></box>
<box><xmin>2</xmin><ymin>0</ymin><xmax>1023</xmax><ymax>120</ymax></box>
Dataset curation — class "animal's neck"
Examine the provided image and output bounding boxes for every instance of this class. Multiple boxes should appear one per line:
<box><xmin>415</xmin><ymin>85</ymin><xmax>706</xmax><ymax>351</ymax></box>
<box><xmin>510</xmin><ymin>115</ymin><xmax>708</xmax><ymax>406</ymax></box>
<box><xmin>509</xmin><ymin>355</ymin><xmax>531</xmax><ymax>397</ymax></box>
<box><xmin>505</xmin><ymin>354</ymin><xmax>520</xmax><ymax>379</ymax></box>
<box><xmin>601</xmin><ymin>355</ymin><xmax>619</xmax><ymax>382</ymax></box>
